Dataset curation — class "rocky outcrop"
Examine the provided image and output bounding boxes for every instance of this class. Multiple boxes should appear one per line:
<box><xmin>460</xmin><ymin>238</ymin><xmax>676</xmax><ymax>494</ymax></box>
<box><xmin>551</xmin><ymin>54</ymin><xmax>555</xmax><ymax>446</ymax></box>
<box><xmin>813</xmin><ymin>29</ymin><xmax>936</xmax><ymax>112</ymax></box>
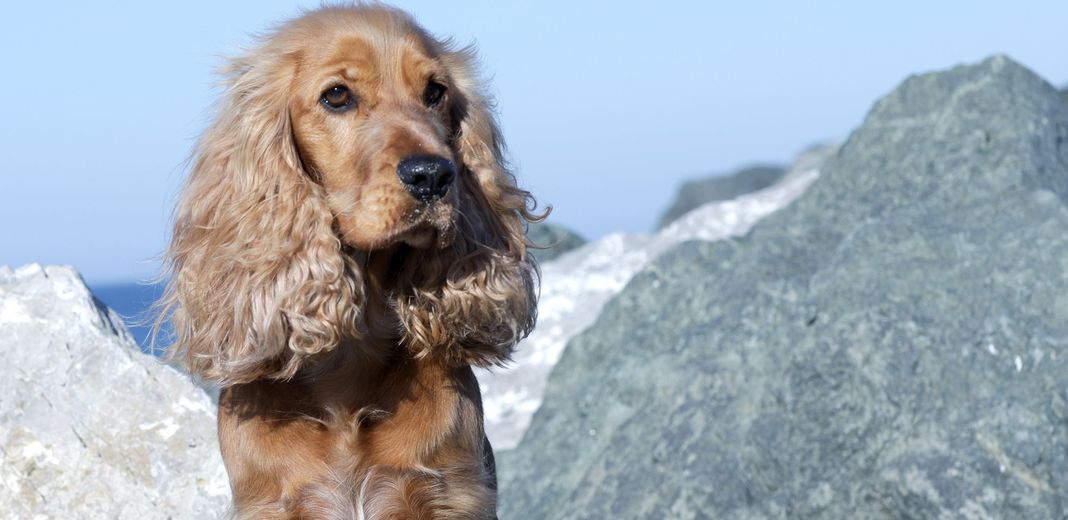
<box><xmin>499</xmin><ymin>56</ymin><xmax>1068</xmax><ymax>518</ymax></box>
<box><xmin>526</xmin><ymin>222</ymin><xmax>586</xmax><ymax>263</ymax></box>
<box><xmin>657</xmin><ymin>165</ymin><xmax>785</xmax><ymax>229</ymax></box>
<box><xmin>478</xmin><ymin>147</ymin><xmax>832</xmax><ymax>450</ymax></box>
<box><xmin>0</xmin><ymin>265</ymin><xmax>228</xmax><ymax>518</ymax></box>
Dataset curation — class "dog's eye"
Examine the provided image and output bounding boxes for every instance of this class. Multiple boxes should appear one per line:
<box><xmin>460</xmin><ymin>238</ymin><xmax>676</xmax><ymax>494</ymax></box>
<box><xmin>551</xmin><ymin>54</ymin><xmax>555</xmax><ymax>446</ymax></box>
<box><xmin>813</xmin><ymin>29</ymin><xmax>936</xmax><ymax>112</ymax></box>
<box><xmin>320</xmin><ymin>85</ymin><xmax>356</xmax><ymax>112</ymax></box>
<box><xmin>423</xmin><ymin>80</ymin><xmax>447</xmax><ymax>107</ymax></box>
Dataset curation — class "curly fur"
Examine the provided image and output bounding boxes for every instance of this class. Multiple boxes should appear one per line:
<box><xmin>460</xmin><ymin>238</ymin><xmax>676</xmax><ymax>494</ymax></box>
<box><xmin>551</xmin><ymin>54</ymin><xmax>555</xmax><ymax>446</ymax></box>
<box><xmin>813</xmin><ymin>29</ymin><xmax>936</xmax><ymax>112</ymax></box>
<box><xmin>156</xmin><ymin>4</ymin><xmax>540</xmax><ymax>517</ymax></box>
<box><xmin>157</xmin><ymin>6</ymin><xmax>539</xmax><ymax>385</ymax></box>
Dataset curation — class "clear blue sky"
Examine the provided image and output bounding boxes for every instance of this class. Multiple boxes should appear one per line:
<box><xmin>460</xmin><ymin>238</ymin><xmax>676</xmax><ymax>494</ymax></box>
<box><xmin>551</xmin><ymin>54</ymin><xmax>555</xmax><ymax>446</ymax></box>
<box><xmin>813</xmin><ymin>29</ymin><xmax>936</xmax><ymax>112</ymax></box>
<box><xmin>2</xmin><ymin>1</ymin><xmax>1066</xmax><ymax>284</ymax></box>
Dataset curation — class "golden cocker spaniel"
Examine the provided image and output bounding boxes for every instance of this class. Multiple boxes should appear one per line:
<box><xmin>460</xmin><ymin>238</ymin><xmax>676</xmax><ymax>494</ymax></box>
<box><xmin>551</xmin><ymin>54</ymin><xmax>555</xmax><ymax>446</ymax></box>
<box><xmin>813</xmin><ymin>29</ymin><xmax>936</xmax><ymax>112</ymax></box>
<box><xmin>158</xmin><ymin>5</ymin><xmax>539</xmax><ymax>518</ymax></box>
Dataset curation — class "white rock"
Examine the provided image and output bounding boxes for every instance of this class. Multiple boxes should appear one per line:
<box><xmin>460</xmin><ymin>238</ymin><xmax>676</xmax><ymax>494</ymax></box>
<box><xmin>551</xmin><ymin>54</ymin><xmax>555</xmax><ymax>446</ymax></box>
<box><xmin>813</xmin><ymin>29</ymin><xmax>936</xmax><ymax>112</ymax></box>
<box><xmin>477</xmin><ymin>145</ymin><xmax>835</xmax><ymax>449</ymax></box>
<box><xmin>0</xmin><ymin>265</ymin><xmax>229</xmax><ymax>518</ymax></box>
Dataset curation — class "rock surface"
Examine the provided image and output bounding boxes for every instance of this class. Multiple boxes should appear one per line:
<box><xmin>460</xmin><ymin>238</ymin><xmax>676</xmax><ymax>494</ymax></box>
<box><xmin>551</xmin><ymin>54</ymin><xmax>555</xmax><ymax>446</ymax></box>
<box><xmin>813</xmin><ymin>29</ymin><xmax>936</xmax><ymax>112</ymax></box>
<box><xmin>0</xmin><ymin>265</ymin><xmax>229</xmax><ymax>518</ymax></box>
<box><xmin>526</xmin><ymin>222</ymin><xmax>586</xmax><ymax>263</ymax></box>
<box><xmin>478</xmin><ymin>147</ymin><xmax>832</xmax><ymax>450</ymax></box>
<box><xmin>499</xmin><ymin>56</ymin><xmax>1068</xmax><ymax>518</ymax></box>
<box><xmin>657</xmin><ymin>165</ymin><xmax>786</xmax><ymax>228</ymax></box>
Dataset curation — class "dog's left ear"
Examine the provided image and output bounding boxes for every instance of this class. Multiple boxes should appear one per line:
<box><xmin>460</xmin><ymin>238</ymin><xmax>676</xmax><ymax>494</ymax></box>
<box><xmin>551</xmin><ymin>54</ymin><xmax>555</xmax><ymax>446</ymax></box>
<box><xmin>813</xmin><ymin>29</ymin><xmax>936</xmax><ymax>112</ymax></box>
<box><xmin>396</xmin><ymin>46</ymin><xmax>542</xmax><ymax>367</ymax></box>
<box><xmin>446</xmin><ymin>49</ymin><xmax>537</xmax><ymax>255</ymax></box>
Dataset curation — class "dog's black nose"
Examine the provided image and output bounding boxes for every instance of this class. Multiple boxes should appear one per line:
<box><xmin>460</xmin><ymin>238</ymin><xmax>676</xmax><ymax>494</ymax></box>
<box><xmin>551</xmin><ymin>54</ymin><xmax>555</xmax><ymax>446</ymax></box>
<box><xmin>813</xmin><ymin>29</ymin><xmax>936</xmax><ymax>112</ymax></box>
<box><xmin>396</xmin><ymin>155</ymin><xmax>456</xmax><ymax>203</ymax></box>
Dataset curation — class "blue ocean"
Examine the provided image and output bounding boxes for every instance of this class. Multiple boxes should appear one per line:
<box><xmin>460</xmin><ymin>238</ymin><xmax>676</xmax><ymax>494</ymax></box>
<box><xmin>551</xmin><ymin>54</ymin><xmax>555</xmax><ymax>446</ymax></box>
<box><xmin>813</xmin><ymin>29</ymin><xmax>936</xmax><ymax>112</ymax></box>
<box><xmin>89</xmin><ymin>281</ymin><xmax>169</xmax><ymax>354</ymax></box>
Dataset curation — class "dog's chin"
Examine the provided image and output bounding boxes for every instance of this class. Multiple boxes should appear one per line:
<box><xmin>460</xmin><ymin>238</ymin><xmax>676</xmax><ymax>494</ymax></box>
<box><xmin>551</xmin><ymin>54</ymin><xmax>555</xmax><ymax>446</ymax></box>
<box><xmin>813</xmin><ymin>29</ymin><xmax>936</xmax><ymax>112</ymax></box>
<box><xmin>397</xmin><ymin>225</ymin><xmax>438</xmax><ymax>249</ymax></box>
<box><xmin>406</xmin><ymin>201</ymin><xmax>457</xmax><ymax>250</ymax></box>
<box><xmin>341</xmin><ymin>203</ymin><xmax>456</xmax><ymax>252</ymax></box>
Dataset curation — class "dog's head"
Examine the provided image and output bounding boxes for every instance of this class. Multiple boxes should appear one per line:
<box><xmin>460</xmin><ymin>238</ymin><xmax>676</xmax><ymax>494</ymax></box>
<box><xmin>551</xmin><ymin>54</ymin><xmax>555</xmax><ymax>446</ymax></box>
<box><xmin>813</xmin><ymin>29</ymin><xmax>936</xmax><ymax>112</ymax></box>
<box><xmin>160</xmin><ymin>6</ymin><xmax>540</xmax><ymax>384</ymax></box>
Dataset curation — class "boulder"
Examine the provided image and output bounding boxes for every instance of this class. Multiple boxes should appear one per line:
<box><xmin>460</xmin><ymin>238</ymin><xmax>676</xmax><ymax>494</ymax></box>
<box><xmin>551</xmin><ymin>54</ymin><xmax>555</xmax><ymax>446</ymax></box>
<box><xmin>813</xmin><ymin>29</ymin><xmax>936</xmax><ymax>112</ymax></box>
<box><xmin>657</xmin><ymin>165</ymin><xmax>786</xmax><ymax>229</ymax></box>
<box><xmin>499</xmin><ymin>56</ymin><xmax>1068</xmax><ymax>519</ymax></box>
<box><xmin>478</xmin><ymin>147</ymin><xmax>831</xmax><ymax>450</ymax></box>
<box><xmin>0</xmin><ymin>265</ymin><xmax>228</xmax><ymax>517</ymax></box>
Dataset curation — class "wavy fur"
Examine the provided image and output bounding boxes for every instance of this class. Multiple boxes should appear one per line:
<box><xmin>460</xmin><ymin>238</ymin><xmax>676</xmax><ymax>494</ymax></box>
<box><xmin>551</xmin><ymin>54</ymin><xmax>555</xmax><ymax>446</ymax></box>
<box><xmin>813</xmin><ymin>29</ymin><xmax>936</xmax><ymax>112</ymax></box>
<box><xmin>156</xmin><ymin>4</ymin><xmax>539</xmax><ymax>517</ymax></box>
<box><xmin>157</xmin><ymin>5</ymin><xmax>539</xmax><ymax>385</ymax></box>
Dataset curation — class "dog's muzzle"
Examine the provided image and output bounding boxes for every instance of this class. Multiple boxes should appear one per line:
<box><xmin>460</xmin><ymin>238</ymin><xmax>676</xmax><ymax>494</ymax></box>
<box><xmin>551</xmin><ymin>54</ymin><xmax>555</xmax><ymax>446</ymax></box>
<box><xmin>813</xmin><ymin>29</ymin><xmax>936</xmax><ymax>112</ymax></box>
<box><xmin>396</xmin><ymin>155</ymin><xmax>456</xmax><ymax>203</ymax></box>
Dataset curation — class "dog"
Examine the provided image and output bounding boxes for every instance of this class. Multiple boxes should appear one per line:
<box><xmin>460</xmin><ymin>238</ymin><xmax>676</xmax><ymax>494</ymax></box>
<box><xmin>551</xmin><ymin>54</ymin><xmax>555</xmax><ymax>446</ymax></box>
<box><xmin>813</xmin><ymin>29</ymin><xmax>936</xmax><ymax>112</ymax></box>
<box><xmin>158</xmin><ymin>5</ymin><xmax>539</xmax><ymax>517</ymax></box>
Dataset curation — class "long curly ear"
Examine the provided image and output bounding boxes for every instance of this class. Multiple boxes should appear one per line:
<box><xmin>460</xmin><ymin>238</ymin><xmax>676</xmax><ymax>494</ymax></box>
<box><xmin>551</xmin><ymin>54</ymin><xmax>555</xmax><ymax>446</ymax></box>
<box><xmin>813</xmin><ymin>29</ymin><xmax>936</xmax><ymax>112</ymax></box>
<box><xmin>157</xmin><ymin>47</ymin><xmax>363</xmax><ymax>385</ymax></box>
<box><xmin>396</xmin><ymin>45</ymin><xmax>542</xmax><ymax>367</ymax></box>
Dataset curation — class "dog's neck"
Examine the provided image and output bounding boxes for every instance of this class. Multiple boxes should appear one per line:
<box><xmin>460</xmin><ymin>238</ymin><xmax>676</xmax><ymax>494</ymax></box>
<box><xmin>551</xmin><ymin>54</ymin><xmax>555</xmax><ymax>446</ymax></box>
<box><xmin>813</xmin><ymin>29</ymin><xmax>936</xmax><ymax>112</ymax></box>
<box><xmin>294</xmin><ymin>242</ymin><xmax>448</xmax><ymax>387</ymax></box>
<box><xmin>287</xmin><ymin>244</ymin><xmax>440</xmax><ymax>414</ymax></box>
<box><xmin>359</xmin><ymin>243</ymin><xmax>410</xmax><ymax>337</ymax></box>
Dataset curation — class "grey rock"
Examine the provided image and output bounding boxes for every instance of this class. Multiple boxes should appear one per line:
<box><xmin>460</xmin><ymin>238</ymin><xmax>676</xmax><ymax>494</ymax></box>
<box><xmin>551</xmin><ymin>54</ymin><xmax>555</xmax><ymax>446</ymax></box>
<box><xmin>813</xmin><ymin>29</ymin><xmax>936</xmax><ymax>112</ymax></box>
<box><xmin>1061</xmin><ymin>87</ymin><xmax>1067</xmax><ymax>105</ymax></box>
<box><xmin>479</xmin><ymin>150</ymin><xmax>828</xmax><ymax>450</ymax></box>
<box><xmin>0</xmin><ymin>265</ymin><xmax>229</xmax><ymax>517</ymax></box>
<box><xmin>657</xmin><ymin>165</ymin><xmax>786</xmax><ymax>229</ymax></box>
<box><xmin>499</xmin><ymin>55</ymin><xmax>1068</xmax><ymax>519</ymax></box>
<box><xmin>526</xmin><ymin>222</ymin><xmax>586</xmax><ymax>263</ymax></box>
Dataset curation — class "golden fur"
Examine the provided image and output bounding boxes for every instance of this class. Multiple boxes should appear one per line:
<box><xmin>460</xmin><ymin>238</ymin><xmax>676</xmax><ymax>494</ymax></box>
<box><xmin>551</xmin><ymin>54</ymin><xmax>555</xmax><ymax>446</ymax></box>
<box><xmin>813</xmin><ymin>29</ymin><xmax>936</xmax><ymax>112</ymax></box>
<box><xmin>158</xmin><ymin>5</ymin><xmax>539</xmax><ymax>517</ymax></box>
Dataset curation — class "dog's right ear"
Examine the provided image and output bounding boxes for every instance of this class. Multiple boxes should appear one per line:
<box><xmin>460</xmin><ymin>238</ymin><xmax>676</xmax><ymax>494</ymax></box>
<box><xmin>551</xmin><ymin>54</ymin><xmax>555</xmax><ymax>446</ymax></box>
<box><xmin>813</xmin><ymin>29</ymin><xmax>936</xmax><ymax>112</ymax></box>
<box><xmin>156</xmin><ymin>45</ymin><xmax>364</xmax><ymax>385</ymax></box>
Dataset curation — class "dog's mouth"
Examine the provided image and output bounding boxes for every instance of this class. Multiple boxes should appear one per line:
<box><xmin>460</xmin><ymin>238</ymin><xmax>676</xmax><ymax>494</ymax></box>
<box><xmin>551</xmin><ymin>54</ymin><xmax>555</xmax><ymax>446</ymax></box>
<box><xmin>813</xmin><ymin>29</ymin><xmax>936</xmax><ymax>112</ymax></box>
<box><xmin>397</xmin><ymin>224</ymin><xmax>438</xmax><ymax>248</ymax></box>
<box><xmin>333</xmin><ymin>194</ymin><xmax>458</xmax><ymax>253</ymax></box>
<box><xmin>396</xmin><ymin>200</ymin><xmax>456</xmax><ymax>249</ymax></box>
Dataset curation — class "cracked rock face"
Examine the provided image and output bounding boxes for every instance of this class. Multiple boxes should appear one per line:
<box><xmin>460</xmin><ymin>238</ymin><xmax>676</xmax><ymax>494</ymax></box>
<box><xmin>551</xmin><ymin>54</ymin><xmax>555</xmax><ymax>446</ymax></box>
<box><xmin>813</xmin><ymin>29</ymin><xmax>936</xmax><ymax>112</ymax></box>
<box><xmin>0</xmin><ymin>265</ymin><xmax>228</xmax><ymax>518</ymax></box>
<box><xmin>499</xmin><ymin>56</ymin><xmax>1068</xmax><ymax>518</ymax></box>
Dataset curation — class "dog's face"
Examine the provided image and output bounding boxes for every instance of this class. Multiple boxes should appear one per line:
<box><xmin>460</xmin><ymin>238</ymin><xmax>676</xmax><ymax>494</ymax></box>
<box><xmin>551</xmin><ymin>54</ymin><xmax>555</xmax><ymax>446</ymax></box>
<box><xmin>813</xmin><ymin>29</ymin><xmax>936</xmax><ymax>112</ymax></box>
<box><xmin>163</xmin><ymin>6</ymin><xmax>539</xmax><ymax>384</ymax></box>
<box><xmin>289</xmin><ymin>27</ymin><xmax>458</xmax><ymax>250</ymax></box>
